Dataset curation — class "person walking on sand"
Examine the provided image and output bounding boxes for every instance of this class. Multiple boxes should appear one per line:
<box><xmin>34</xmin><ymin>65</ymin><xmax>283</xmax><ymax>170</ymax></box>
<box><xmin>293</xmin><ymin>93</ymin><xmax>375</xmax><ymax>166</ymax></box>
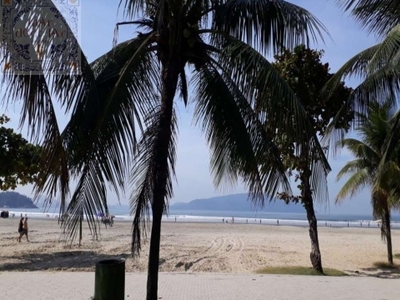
<box><xmin>22</xmin><ymin>217</ymin><xmax>29</xmax><ymax>242</ymax></box>
<box><xmin>17</xmin><ymin>217</ymin><xmax>24</xmax><ymax>242</ymax></box>
<box><xmin>18</xmin><ymin>217</ymin><xmax>29</xmax><ymax>242</ymax></box>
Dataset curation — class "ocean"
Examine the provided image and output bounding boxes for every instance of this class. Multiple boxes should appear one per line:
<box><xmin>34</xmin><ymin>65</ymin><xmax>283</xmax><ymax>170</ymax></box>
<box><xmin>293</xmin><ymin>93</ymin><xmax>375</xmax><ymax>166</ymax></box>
<box><xmin>4</xmin><ymin>207</ymin><xmax>400</xmax><ymax>229</ymax></box>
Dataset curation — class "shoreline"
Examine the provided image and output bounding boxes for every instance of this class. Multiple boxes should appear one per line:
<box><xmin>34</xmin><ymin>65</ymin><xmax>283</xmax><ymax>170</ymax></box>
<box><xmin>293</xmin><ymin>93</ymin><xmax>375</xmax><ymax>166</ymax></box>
<box><xmin>4</xmin><ymin>209</ymin><xmax>400</xmax><ymax>229</ymax></box>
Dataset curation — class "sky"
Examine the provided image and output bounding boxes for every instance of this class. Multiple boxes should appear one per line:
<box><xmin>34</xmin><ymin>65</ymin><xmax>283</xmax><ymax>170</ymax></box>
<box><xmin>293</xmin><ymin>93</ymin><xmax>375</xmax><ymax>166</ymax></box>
<box><xmin>2</xmin><ymin>0</ymin><xmax>384</xmax><ymax>214</ymax></box>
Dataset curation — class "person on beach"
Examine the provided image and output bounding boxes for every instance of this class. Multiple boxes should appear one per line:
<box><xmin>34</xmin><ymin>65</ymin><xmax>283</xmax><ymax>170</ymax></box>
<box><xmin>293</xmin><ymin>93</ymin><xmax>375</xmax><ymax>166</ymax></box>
<box><xmin>23</xmin><ymin>217</ymin><xmax>29</xmax><ymax>242</ymax></box>
<box><xmin>17</xmin><ymin>217</ymin><xmax>24</xmax><ymax>242</ymax></box>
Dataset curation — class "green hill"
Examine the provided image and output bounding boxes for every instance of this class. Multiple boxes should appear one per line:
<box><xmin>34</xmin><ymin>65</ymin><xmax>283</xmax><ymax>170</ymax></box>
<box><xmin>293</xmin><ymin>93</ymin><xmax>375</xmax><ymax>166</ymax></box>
<box><xmin>0</xmin><ymin>191</ymin><xmax>37</xmax><ymax>208</ymax></box>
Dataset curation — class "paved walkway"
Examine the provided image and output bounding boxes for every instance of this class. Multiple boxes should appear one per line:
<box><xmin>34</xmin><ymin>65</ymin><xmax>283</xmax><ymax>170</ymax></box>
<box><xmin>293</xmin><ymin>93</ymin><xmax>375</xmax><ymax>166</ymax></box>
<box><xmin>0</xmin><ymin>272</ymin><xmax>399</xmax><ymax>300</ymax></box>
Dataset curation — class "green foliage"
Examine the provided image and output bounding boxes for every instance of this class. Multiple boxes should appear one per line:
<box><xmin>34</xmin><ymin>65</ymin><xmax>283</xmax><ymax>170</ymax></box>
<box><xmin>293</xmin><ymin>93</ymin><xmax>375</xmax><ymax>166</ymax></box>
<box><xmin>336</xmin><ymin>99</ymin><xmax>400</xmax><ymax>216</ymax></box>
<box><xmin>270</xmin><ymin>45</ymin><xmax>352</xmax><ymax>203</ymax></box>
<box><xmin>256</xmin><ymin>266</ymin><xmax>347</xmax><ymax>276</ymax></box>
<box><xmin>0</xmin><ymin>115</ymin><xmax>41</xmax><ymax>190</ymax></box>
<box><xmin>273</xmin><ymin>45</ymin><xmax>353</xmax><ymax>135</ymax></box>
<box><xmin>395</xmin><ymin>254</ymin><xmax>400</xmax><ymax>260</ymax></box>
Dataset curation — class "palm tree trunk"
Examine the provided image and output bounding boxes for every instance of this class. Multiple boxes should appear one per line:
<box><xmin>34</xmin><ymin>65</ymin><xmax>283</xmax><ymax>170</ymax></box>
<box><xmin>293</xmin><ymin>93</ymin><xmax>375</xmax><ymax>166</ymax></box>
<box><xmin>305</xmin><ymin>199</ymin><xmax>323</xmax><ymax>273</ymax></box>
<box><xmin>383</xmin><ymin>205</ymin><xmax>393</xmax><ymax>265</ymax></box>
<box><xmin>146</xmin><ymin>61</ymin><xmax>180</xmax><ymax>300</ymax></box>
<box><xmin>79</xmin><ymin>213</ymin><xmax>82</xmax><ymax>247</ymax></box>
<box><xmin>147</xmin><ymin>206</ymin><xmax>163</xmax><ymax>300</ymax></box>
<box><xmin>301</xmin><ymin>167</ymin><xmax>323</xmax><ymax>273</ymax></box>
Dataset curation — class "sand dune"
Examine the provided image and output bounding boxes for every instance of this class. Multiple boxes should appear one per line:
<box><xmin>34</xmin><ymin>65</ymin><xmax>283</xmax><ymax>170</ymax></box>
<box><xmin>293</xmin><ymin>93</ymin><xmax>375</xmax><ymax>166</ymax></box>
<box><xmin>0</xmin><ymin>219</ymin><xmax>399</xmax><ymax>277</ymax></box>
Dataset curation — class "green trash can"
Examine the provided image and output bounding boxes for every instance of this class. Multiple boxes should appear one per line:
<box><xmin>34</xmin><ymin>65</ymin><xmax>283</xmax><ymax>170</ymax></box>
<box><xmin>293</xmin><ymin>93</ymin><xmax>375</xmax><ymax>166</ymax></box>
<box><xmin>94</xmin><ymin>259</ymin><xmax>125</xmax><ymax>300</ymax></box>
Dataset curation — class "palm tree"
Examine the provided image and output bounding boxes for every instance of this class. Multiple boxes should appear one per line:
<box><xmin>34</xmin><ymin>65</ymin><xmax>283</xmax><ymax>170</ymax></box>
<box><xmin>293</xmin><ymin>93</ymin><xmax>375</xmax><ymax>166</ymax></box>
<box><xmin>336</xmin><ymin>98</ymin><xmax>400</xmax><ymax>265</ymax></box>
<box><xmin>0</xmin><ymin>1</ymin><xmax>329</xmax><ymax>299</ymax></box>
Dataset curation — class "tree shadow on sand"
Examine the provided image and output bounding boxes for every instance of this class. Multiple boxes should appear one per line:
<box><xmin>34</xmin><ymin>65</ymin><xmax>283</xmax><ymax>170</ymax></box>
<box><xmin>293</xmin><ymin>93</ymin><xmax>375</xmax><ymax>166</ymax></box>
<box><xmin>345</xmin><ymin>266</ymin><xmax>400</xmax><ymax>279</ymax></box>
<box><xmin>0</xmin><ymin>251</ymin><xmax>130</xmax><ymax>271</ymax></box>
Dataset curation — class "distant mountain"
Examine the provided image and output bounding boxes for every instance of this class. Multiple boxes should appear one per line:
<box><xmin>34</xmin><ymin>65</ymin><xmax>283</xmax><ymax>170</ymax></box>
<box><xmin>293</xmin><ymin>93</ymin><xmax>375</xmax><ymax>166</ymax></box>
<box><xmin>0</xmin><ymin>191</ymin><xmax>38</xmax><ymax>209</ymax></box>
<box><xmin>170</xmin><ymin>193</ymin><xmax>303</xmax><ymax>213</ymax></box>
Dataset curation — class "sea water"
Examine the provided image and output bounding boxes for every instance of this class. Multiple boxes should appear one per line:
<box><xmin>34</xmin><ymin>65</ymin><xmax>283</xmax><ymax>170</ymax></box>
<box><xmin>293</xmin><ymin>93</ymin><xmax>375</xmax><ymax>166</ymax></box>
<box><xmin>4</xmin><ymin>207</ymin><xmax>400</xmax><ymax>229</ymax></box>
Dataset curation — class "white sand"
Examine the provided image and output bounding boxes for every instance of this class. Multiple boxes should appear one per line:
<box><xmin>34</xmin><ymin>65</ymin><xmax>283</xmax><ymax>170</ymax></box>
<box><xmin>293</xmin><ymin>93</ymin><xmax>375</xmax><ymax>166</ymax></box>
<box><xmin>0</xmin><ymin>218</ymin><xmax>399</xmax><ymax>276</ymax></box>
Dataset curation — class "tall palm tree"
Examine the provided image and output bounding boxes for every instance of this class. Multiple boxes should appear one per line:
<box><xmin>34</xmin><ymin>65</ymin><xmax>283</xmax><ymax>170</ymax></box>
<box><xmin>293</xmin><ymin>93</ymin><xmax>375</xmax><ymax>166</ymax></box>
<box><xmin>0</xmin><ymin>1</ymin><xmax>329</xmax><ymax>299</ymax></box>
<box><xmin>336</xmin><ymin>98</ymin><xmax>400</xmax><ymax>265</ymax></box>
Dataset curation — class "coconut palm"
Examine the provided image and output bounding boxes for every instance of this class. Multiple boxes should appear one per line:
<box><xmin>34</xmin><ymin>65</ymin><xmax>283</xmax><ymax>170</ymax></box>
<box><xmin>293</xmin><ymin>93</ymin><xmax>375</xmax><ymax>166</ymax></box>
<box><xmin>336</xmin><ymin>98</ymin><xmax>400</xmax><ymax>265</ymax></box>
<box><xmin>0</xmin><ymin>1</ymin><xmax>329</xmax><ymax>299</ymax></box>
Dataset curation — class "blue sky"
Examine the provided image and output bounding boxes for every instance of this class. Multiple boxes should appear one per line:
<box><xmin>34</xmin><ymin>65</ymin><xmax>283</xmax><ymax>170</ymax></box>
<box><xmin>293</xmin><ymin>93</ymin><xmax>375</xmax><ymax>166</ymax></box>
<box><xmin>4</xmin><ymin>0</ymin><xmax>383</xmax><ymax>214</ymax></box>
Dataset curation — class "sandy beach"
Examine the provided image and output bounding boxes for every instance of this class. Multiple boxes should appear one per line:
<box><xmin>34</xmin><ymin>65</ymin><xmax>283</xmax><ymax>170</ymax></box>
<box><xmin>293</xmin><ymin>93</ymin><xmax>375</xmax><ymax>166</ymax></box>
<box><xmin>0</xmin><ymin>218</ymin><xmax>399</xmax><ymax>276</ymax></box>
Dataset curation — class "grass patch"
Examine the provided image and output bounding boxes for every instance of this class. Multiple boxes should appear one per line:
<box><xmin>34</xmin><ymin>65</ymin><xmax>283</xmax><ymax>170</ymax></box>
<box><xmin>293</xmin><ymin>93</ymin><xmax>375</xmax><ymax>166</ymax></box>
<box><xmin>395</xmin><ymin>254</ymin><xmax>400</xmax><ymax>260</ymax></box>
<box><xmin>256</xmin><ymin>266</ymin><xmax>347</xmax><ymax>276</ymax></box>
<box><xmin>373</xmin><ymin>261</ymin><xmax>400</xmax><ymax>269</ymax></box>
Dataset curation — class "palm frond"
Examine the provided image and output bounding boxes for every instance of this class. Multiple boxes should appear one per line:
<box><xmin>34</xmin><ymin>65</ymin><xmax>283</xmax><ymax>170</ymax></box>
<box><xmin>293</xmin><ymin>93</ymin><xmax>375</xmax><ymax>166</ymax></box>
<box><xmin>367</xmin><ymin>25</ymin><xmax>400</xmax><ymax>73</ymax></box>
<box><xmin>337</xmin><ymin>0</ymin><xmax>400</xmax><ymax>36</ymax></box>
<box><xmin>65</xmin><ymin>36</ymin><xmax>159</xmax><ymax>192</ymax></box>
<box><xmin>322</xmin><ymin>63</ymin><xmax>400</xmax><ymax>156</ymax></box>
<box><xmin>310</xmin><ymin>158</ymin><xmax>330</xmax><ymax>206</ymax></box>
<box><xmin>192</xmin><ymin>63</ymin><xmax>291</xmax><ymax>205</ymax></box>
<box><xmin>32</xmin><ymin>103</ymin><xmax>70</xmax><ymax>215</ymax></box>
<box><xmin>322</xmin><ymin>44</ymin><xmax>379</xmax><ymax>99</ymax></box>
<box><xmin>130</xmin><ymin>105</ymin><xmax>178</xmax><ymax>255</ymax></box>
<box><xmin>212</xmin><ymin>0</ymin><xmax>327</xmax><ymax>55</ymax></box>
<box><xmin>380</xmin><ymin>107</ymin><xmax>400</xmax><ymax>168</ymax></box>
<box><xmin>53</xmin><ymin>36</ymin><xmax>159</xmax><ymax>243</ymax></box>
<box><xmin>61</xmin><ymin>163</ymin><xmax>108</xmax><ymax>243</ymax></box>
<box><xmin>0</xmin><ymin>72</ymin><xmax>76</xmax><ymax>215</ymax></box>
<box><xmin>375</xmin><ymin>160</ymin><xmax>400</xmax><ymax>193</ymax></box>
<box><xmin>339</xmin><ymin>138</ymin><xmax>379</xmax><ymax>161</ymax></box>
<box><xmin>0</xmin><ymin>1</ymin><xmax>86</xmax><ymax>115</ymax></box>
<box><xmin>216</xmin><ymin>36</ymin><xmax>324</xmax><ymax>157</ymax></box>
<box><xmin>389</xmin><ymin>195</ymin><xmax>400</xmax><ymax>211</ymax></box>
<box><xmin>0</xmin><ymin>1</ymin><xmax>111</xmax><ymax>215</ymax></box>
<box><xmin>118</xmin><ymin>0</ymin><xmax>153</xmax><ymax>18</ymax></box>
<box><xmin>178</xmin><ymin>69</ymin><xmax>189</xmax><ymax>105</ymax></box>
<box><xmin>336</xmin><ymin>158</ymin><xmax>371</xmax><ymax>180</ymax></box>
<box><xmin>335</xmin><ymin>169</ymin><xmax>371</xmax><ymax>202</ymax></box>
<box><xmin>321</xmin><ymin>45</ymin><xmax>381</xmax><ymax>140</ymax></box>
